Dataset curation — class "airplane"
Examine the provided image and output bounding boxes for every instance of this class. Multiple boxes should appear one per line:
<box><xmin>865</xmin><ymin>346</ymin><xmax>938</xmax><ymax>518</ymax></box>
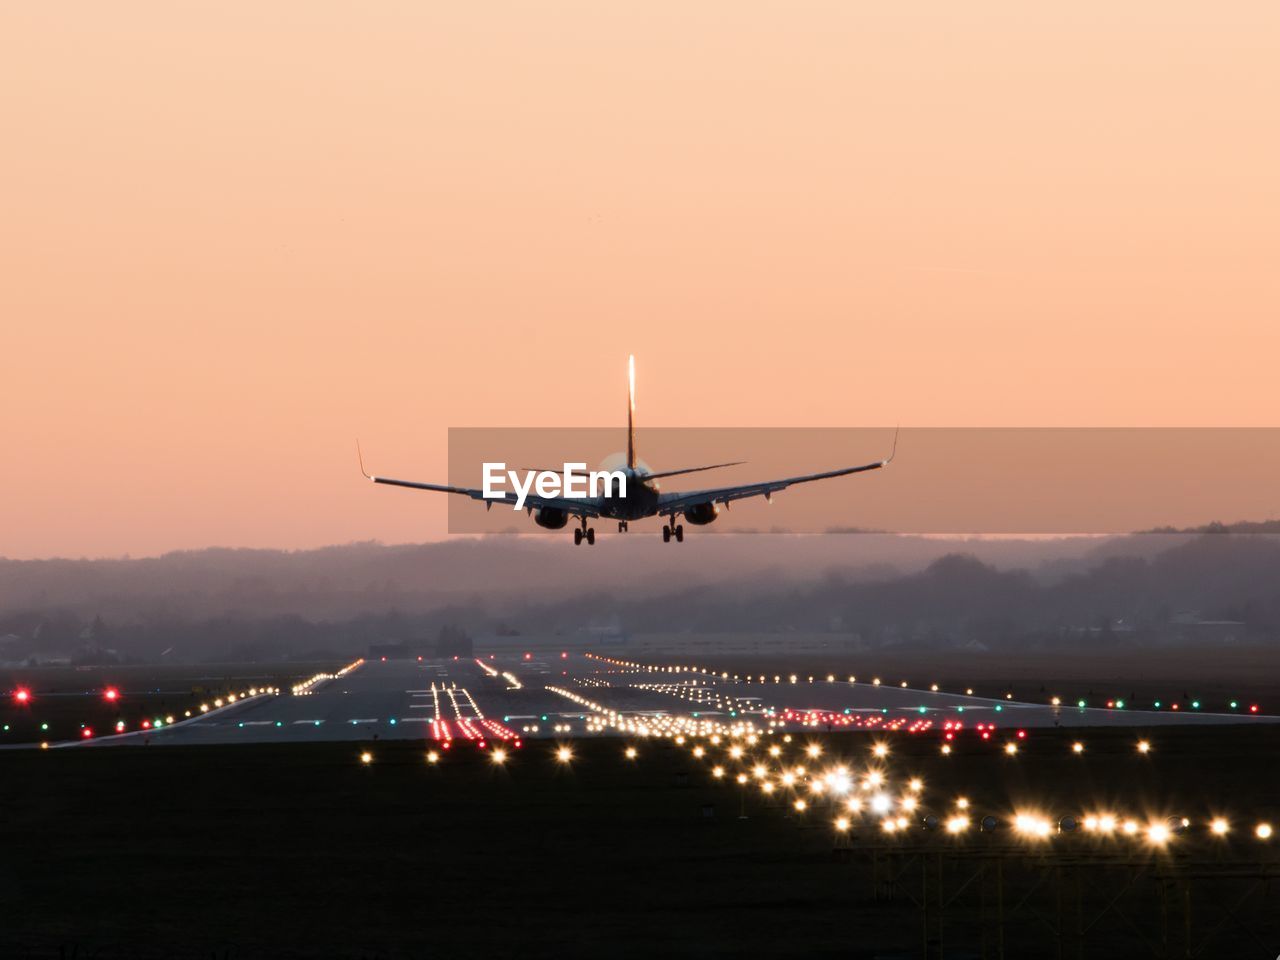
<box><xmin>359</xmin><ymin>356</ymin><xmax>895</xmax><ymax>545</ymax></box>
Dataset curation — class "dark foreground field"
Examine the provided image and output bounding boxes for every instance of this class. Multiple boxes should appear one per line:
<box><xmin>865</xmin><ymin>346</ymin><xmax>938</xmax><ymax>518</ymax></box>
<box><xmin>2</xmin><ymin>727</ymin><xmax>1279</xmax><ymax>960</ymax></box>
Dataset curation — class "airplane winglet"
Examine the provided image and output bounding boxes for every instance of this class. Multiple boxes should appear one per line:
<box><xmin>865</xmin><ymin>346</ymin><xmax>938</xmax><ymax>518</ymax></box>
<box><xmin>356</xmin><ymin>439</ymin><xmax>374</xmax><ymax>480</ymax></box>
<box><xmin>882</xmin><ymin>426</ymin><xmax>900</xmax><ymax>466</ymax></box>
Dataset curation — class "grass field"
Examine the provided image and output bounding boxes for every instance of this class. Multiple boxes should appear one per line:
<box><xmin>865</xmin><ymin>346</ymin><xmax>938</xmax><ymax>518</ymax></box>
<box><xmin>0</xmin><ymin>662</ymin><xmax>342</xmax><ymax>744</ymax></box>
<box><xmin>2</xmin><ymin>725</ymin><xmax>1279</xmax><ymax>959</ymax></box>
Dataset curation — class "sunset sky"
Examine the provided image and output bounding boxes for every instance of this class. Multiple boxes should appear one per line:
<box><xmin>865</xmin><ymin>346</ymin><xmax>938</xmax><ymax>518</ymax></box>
<box><xmin>3</xmin><ymin>2</ymin><xmax>1278</xmax><ymax>558</ymax></box>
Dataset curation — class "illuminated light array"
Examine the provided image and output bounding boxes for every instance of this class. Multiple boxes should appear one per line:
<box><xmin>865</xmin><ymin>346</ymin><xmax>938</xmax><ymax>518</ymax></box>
<box><xmin>473</xmin><ymin>658</ymin><xmax>524</xmax><ymax>690</ymax></box>
<box><xmin>583</xmin><ymin>653</ymin><xmax>1267</xmax><ymax>718</ymax></box>
<box><xmin>293</xmin><ymin>658</ymin><xmax>365</xmax><ymax>696</ymax></box>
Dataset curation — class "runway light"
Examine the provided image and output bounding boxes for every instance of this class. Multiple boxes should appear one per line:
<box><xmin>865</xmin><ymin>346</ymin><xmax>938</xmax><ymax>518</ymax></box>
<box><xmin>794</xmin><ymin>799</ymin><xmax>807</xmax><ymax>812</ymax></box>
<box><xmin>13</xmin><ymin>688</ymin><xmax>31</xmax><ymax>704</ymax></box>
<box><xmin>940</xmin><ymin>744</ymin><xmax>952</xmax><ymax>755</ymax></box>
<box><xmin>1072</xmin><ymin>742</ymin><xmax>1085</xmax><ymax>754</ymax></box>
<box><xmin>1256</xmin><ymin>823</ymin><xmax>1273</xmax><ymax>840</ymax></box>
<box><xmin>1210</xmin><ymin>817</ymin><xmax>1229</xmax><ymax>836</ymax></box>
<box><xmin>1004</xmin><ymin>743</ymin><xmax>1018</xmax><ymax>755</ymax></box>
<box><xmin>712</xmin><ymin>766</ymin><xmax>725</xmax><ymax>778</ymax></box>
<box><xmin>834</xmin><ymin>817</ymin><xmax>851</xmax><ymax>832</ymax></box>
<box><xmin>491</xmin><ymin>748</ymin><xmax>508</xmax><ymax>764</ymax></box>
<box><xmin>359</xmin><ymin>752</ymin><xmax>373</xmax><ymax>765</ymax></box>
<box><xmin>1146</xmin><ymin>823</ymin><xmax>1171</xmax><ymax>844</ymax></box>
<box><xmin>1137</xmin><ymin>740</ymin><xmax>1151</xmax><ymax>754</ymax></box>
<box><xmin>872</xmin><ymin>743</ymin><xmax>889</xmax><ymax>758</ymax></box>
<box><xmin>426</xmin><ymin>751</ymin><xmax>439</xmax><ymax>764</ymax></box>
<box><xmin>946</xmin><ymin>816</ymin><xmax>969</xmax><ymax>834</ymax></box>
<box><xmin>806</xmin><ymin>744</ymin><xmax>822</xmax><ymax>758</ymax></box>
<box><xmin>908</xmin><ymin>777</ymin><xmax>923</xmax><ymax>793</ymax></box>
<box><xmin>956</xmin><ymin>797</ymin><xmax>969</xmax><ymax>810</ymax></box>
<box><xmin>625</xmin><ymin>746</ymin><xmax>638</xmax><ymax>760</ymax></box>
<box><xmin>103</xmin><ymin>687</ymin><xmax>119</xmax><ymax>702</ymax></box>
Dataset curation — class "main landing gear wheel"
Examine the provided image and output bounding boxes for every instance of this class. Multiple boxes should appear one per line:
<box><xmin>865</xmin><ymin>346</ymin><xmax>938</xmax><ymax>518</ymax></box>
<box><xmin>674</xmin><ymin>524</ymin><xmax>684</xmax><ymax>543</ymax></box>
<box><xmin>574</xmin><ymin>528</ymin><xmax>583</xmax><ymax>545</ymax></box>
<box><xmin>574</xmin><ymin>526</ymin><xmax>596</xmax><ymax>546</ymax></box>
<box><xmin>586</xmin><ymin>527</ymin><xmax>595</xmax><ymax>545</ymax></box>
<box><xmin>662</xmin><ymin>525</ymin><xmax>671</xmax><ymax>543</ymax></box>
<box><xmin>662</xmin><ymin>523</ymin><xmax>685</xmax><ymax>543</ymax></box>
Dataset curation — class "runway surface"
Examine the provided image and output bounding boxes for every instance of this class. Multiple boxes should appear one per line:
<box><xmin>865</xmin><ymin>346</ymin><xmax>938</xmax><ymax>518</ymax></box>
<box><xmin>76</xmin><ymin>652</ymin><xmax>1279</xmax><ymax>747</ymax></box>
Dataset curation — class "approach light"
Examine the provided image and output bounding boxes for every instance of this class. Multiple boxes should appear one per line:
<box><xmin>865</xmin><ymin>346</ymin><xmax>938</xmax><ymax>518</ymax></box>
<box><xmin>625</xmin><ymin>746</ymin><xmax>638</xmax><ymax>760</ymax></box>
<box><xmin>1210</xmin><ymin>817</ymin><xmax>1229</xmax><ymax>836</ymax></box>
<box><xmin>1257</xmin><ymin>823</ymin><xmax>1273</xmax><ymax>840</ymax></box>
<box><xmin>946</xmin><ymin>816</ymin><xmax>969</xmax><ymax>834</ymax></box>
<box><xmin>359</xmin><ymin>752</ymin><xmax>373</xmax><ymax>765</ymax></box>
<box><xmin>1072</xmin><ymin>742</ymin><xmax>1085</xmax><ymax>754</ymax></box>
<box><xmin>426</xmin><ymin>751</ymin><xmax>439</xmax><ymax>764</ymax></box>
<box><xmin>1137</xmin><ymin>740</ymin><xmax>1151</xmax><ymax>754</ymax></box>
<box><xmin>491</xmin><ymin>748</ymin><xmax>508</xmax><ymax>764</ymax></box>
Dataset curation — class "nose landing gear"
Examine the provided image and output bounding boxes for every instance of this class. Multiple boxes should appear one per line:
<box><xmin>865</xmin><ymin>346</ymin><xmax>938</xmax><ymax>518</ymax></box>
<box><xmin>618</xmin><ymin>521</ymin><xmax>628</xmax><ymax>533</ymax></box>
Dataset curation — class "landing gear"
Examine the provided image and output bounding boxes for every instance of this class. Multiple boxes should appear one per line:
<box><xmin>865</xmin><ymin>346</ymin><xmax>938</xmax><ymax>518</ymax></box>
<box><xmin>618</xmin><ymin>521</ymin><xmax>628</xmax><ymax>533</ymax></box>
<box><xmin>675</xmin><ymin>524</ymin><xmax>683</xmax><ymax>543</ymax></box>
<box><xmin>575</xmin><ymin>528</ymin><xmax>583</xmax><ymax>545</ymax></box>
<box><xmin>574</xmin><ymin>521</ymin><xmax>596</xmax><ymax>545</ymax></box>
<box><xmin>586</xmin><ymin>527</ymin><xmax>595</xmax><ymax>545</ymax></box>
<box><xmin>662</xmin><ymin>525</ymin><xmax>670</xmax><ymax>543</ymax></box>
<box><xmin>661</xmin><ymin>523</ymin><xmax>685</xmax><ymax>543</ymax></box>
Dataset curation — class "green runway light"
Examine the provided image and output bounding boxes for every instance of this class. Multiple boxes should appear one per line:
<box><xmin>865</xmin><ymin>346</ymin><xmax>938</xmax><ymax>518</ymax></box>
<box><xmin>956</xmin><ymin>706</ymin><xmax>964</xmax><ymax>713</ymax></box>
<box><xmin>389</xmin><ymin>718</ymin><xmax>397</xmax><ymax>725</ymax></box>
<box><xmin>995</xmin><ymin>705</ymin><xmax>1003</xmax><ymax>712</ymax></box>
<box><xmin>314</xmin><ymin>720</ymin><xmax>321</xmax><ymax>726</ymax></box>
<box><xmin>3</xmin><ymin>724</ymin><xmax>8</xmax><ymax>731</ymax></box>
<box><xmin>238</xmin><ymin>722</ymin><xmax>244</xmax><ymax>728</ymax></box>
<box><xmin>1192</xmin><ymin>701</ymin><xmax>1200</xmax><ymax>709</ymax></box>
<box><xmin>1154</xmin><ymin>701</ymin><xmax>1161</xmax><ymax>708</ymax></box>
<box><xmin>1231</xmin><ymin>701</ymin><xmax>1239</xmax><ymax>709</ymax></box>
<box><xmin>918</xmin><ymin>706</ymin><xmax>927</xmax><ymax>714</ymax></box>
<box><xmin>275</xmin><ymin>721</ymin><xmax>283</xmax><ymax>727</ymax></box>
<box><xmin>41</xmin><ymin>723</ymin><xmax>49</xmax><ymax>731</ymax></box>
<box><xmin>1077</xmin><ymin>700</ymin><xmax>1086</xmax><ymax>708</ymax></box>
<box><xmin>1116</xmin><ymin>700</ymin><xmax>1125</xmax><ymax>708</ymax></box>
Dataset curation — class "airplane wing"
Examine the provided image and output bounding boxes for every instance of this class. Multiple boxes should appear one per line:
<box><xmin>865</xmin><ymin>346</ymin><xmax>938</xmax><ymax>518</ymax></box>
<box><xmin>358</xmin><ymin>444</ymin><xmax>604</xmax><ymax>518</ymax></box>
<box><xmin>654</xmin><ymin>431</ymin><xmax>897</xmax><ymax>516</ymax></box>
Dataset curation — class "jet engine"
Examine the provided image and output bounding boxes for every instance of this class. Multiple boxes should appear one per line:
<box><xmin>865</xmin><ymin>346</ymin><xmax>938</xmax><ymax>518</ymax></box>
<box><xmin>683</xmin><ymin>502</ymin><xmax>720</xmax><ymax>526</ymax></box>
<box><xmin>534</xmin><ymin>507</ymin><xmax>570</xmax><ymax>529</ymax></box>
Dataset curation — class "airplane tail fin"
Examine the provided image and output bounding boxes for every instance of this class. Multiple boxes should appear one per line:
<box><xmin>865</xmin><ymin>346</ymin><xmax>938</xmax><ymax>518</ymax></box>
<box><xmin>626</xmin><ymin>354</ymin><xmax>637</xmax><ymax>470</ymax></box>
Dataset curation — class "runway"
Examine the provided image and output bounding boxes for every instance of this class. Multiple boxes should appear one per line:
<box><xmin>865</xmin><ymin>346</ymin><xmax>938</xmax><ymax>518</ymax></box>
<box><xmin>74</xmin><ymin>652</ymin><xmax>1279</xmax><ymax>748</ymax></box>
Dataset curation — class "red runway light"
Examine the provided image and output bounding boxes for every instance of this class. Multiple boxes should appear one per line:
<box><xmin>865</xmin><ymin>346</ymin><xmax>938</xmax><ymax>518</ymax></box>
<box><xmin>103</xmin><ymin>687</ymin><xmax>119</xmax><ymax>702</ymax></box>
<box><xmin>82</xmin><ymin>728</ymin><xmax>93</xmax><ymax>738</ymax></box>
<box><xmin>1016</xmin><ymin>729</ymin><xmax>1027</xmax><ymax>739</ymax></box>
<box><xmin>14</xmin><ymin>688</ymin><xmax>31</xmax><ymax>704</ymax></box>
<box><xmin>1251</xmin><ymin>704</ymin><xmax>1260</xmax><ymax>713</ymax></box>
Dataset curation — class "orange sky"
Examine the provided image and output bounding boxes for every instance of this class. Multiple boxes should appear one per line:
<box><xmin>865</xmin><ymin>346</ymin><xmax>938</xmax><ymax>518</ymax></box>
<box><xmin>2</xmin><ymin>2</ymin><xmax>1278</xmax><ymax>558</ymax></box>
